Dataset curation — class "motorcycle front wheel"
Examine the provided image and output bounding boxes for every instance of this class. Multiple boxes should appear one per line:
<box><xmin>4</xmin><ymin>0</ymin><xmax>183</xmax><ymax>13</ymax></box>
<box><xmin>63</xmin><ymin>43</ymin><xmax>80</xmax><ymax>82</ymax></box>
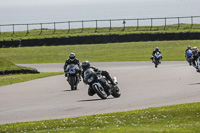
<box><xmin>155</xmin><ymin>60</ymin><xmax>159</xmax><ymax>68</ymax></box>
<box><xmin>69</xmin><ymin>76</ymin><xmax>76</xmax><ymax>90</ymax></box>
<box><xmin>92</xmin><ymin>84</ymin><xmax>107</xmax><ymax>99</ymax></box>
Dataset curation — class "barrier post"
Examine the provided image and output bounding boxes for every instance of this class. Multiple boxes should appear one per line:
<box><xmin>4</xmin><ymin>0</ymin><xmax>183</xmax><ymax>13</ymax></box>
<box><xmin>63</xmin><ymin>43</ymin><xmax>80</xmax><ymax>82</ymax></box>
<box><xmin>177</xmin><ymin>17</ymin><xmax>180</xmax><ymax>30</ymax></box>
<box><xmin>164</xmin><ymin>18</ymin><xmax>166</xmax><ymax>30</ymax></box>
<box><xmin>27</xmin><ymin>24</ymin><xmax>29</xmax><ymax>34</ymax></box>
<box><xmin>137</xmin><ymin>19</ymin><xmax>139</xmax><ymax>30</ymax></box>
<box><xmin>122</xmin><ymin>19</ymin><xmax>126</xmax><ymax>31</ymax></box>
<box><xmin>54</xmin><ymin>22</ymin><xmax>56</xmax><ymax>33</ymax></box>
<box><xmin>95</xmin><ymin>20</ymin><xmax>98</xmax><ymax>32</ymax></box>
<box><xmin>81</xmin><ymin>21</ymin><xmax>84</xmax><ymax>32</ymax></box>
<box><xmin>40</xmin><ymin>23</ymin><xmax>43</xmax><ymax>34</ymax></box>
<box><xmin>67</xmin><ymin>21</ymin><xmax>70</xmax><ymax>33</ymax></box>
<box><xmin>13</xmin><ymin>24</ymin><xmax>15</xmax><ymax>34</ymax></box>
<box><xmin>191</xmin><ymin>16</ymin><xmax>193</xmax><ymax>29</ymax></box>
<box><xmin>109</xmin><ymin>20</ymin><xmax>111</xmax><ymax>32</ymax></box>
<box><xmin>150</xmin><ymin>18</ymin><xmax>153</xmax><ymax>30</ymax></box>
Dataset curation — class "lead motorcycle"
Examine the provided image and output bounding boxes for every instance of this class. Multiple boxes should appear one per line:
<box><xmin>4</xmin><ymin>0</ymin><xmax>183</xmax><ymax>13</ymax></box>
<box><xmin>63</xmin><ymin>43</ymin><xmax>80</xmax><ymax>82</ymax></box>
<box><xmin>65</xmin><ymin>64</ymin><xmax>80</xmax><ymax>90</ymax></box>
<box><xmin>83</xmin><ymin>68</ymin><xmax>121</xmax><ymax>99</ymax></box>
<box><xmin>153</xmin><ymin>52</ymin><xmax>162</xmax><ymax>68</ymax></box>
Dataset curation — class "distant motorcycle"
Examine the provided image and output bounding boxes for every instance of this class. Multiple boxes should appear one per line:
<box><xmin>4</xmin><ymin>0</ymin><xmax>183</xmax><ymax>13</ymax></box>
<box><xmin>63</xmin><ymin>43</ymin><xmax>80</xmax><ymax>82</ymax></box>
<box><xmin>65</xmin><ymin>64</ymin><xmax>80</xmax><ymax>90</ymax></box>
<box><xmin>83</xmin><ymin>68</ymin><xmax>121</xmax><ymax>99</ymax></box>
<box><xmin>186</xmin><ymin>50</ymin><xmax>193</xmax><ymax>66</ymax></box>
<box><xmin>153</xmin><ymin>52</ymin><xmax>162</xmax><ymax>68</ymax></box>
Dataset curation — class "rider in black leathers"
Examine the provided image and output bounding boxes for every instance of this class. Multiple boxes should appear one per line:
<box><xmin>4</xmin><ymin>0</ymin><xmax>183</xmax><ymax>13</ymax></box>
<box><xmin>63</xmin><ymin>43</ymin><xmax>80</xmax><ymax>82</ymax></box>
<box><xmin>151</xmin><ymin>47</ymin><xmax>162</xmax><ymax>61</ymax></box>
<box><xmin>63</xmin><ymin>53</ymin><xmax>81</xmax><ymax>80</ymax></box>
<box><xmin>81</xmin><ymin>61</ymin><xmax>116</xmax><ymax>96</ymax></box>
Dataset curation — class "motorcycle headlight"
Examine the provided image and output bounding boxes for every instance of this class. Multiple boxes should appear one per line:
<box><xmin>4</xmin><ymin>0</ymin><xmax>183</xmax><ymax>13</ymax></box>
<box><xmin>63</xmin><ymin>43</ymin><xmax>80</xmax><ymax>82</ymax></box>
<box><xmin>69</xmin><ymin>69</ymin><xmax>76</xmax><ymax>74</ymax></box>
<box><xmin>88</xmin><ymin>77</ymin><xmax>94</xmax><ymax>83</ymax></box>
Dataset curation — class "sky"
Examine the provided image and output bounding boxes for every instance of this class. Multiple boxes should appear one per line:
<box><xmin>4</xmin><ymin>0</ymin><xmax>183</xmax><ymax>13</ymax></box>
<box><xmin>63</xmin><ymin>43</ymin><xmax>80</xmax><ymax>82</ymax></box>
<box><xmin>0</xmin><ymin>0</ymin><xmax>199</xmax><ymax>26</ymax></box>
<box><xmin>0</xmin><ymin>0</ymin><xmax>194</xmax><ymax>7</ymax></box>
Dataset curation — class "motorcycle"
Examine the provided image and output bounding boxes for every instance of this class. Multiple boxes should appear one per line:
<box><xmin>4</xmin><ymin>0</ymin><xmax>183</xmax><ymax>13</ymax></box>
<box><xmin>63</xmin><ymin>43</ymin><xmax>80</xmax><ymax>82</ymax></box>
<box><xmin>196</xmin><ymin>56</ymin><xmax>200</xmax><ymax>72</ymax></box>
<box><xmin>186</xmin><ymin>49</ymin><xmax>193</xmax><ymax>66</ymax></box>
<box><xmin>65</xmin><ymin>64</ymin><xmax>80</xmax><ymax>90</ymax></box>
<box><xmin>153</xmin><ymin>52</ymin><xmax>162</xmax><ymax>68</ymax></box>
<box><xmin>83</xmin><ymin>68</ymin><xmax>121</xmax><ymax>99</ymax></box>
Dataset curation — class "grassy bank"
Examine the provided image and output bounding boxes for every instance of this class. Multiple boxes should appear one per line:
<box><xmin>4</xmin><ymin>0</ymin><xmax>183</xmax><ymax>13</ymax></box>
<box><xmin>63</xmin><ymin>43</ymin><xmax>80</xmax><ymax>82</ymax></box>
<box><xmin>0</xmin><ymin>102</ymin><xmax>199</xmax><ymax>132</ymax></box>
<box><xmin>0</xmin><ymin>24</ymin><xmax>200</xmax><ymax>41</ymax></box>
<box><xmin>0</xmin><ymin>58</ymin><xmax>63</xmax><ymax>86</ymax></box>
<box><xmin>0</xmin><ymin>72</ymin><xmax>64</xmax><ymax>87</ymax></box>
<box><xmin>0</xmin><ymin>58</ymin><xmax>35</xmax><ymax>71</ymax></box>
<box><xmin>0</xmin><ymin>40</ymin><xmax>200</xmax><ymax>64</ymax></box>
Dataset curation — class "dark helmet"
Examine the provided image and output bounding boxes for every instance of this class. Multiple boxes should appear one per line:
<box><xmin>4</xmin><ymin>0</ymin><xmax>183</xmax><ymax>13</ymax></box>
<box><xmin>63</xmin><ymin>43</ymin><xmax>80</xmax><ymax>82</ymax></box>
<box><xmin>81</xmin><ymin>61</ymin><xmax>90</xmax><ymax>70</ymax></box>
<box><xmin>155</xmin><ymin>47</ymin><xmax>159</xmax><ymax>51</ymax></box>
<box><xmin>69</xmin><ymin>53</ymin><xmax>75</xmax><ymax>61</ymax></box>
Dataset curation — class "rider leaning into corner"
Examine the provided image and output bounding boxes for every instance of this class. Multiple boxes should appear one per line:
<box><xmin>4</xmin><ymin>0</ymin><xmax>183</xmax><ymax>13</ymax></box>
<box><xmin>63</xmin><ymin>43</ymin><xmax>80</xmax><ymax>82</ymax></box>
<box><xmin>191</xmin><ymin>46</ymin><xmax>200</xmax><ymax>71</ymax></box>
<box><xmin>63</xmin><ymin>53</ymin><xmax>81</xmax><ymax>80</ymax></box>
<box><xmin>81</xmin><ymin>61</ymin><xmax>116</xmax><ymax>96</ymax></box>
<box><xmin>151</xmin><ymin>47</ymin><xmax>162</xmax><ymax>61</ymax></box>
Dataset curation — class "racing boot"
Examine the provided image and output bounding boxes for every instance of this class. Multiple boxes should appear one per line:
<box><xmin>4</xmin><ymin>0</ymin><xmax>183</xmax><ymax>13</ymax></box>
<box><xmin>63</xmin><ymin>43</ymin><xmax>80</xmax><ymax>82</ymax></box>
<box><xmin>88</xmin><ymin>87</ymin><xmax>95</xmax><ymax>96</ymax></box>
<box><xmin>79</xmin><ymin>74</ymin><xmax>81</xmax><ymax>81</ymax></box>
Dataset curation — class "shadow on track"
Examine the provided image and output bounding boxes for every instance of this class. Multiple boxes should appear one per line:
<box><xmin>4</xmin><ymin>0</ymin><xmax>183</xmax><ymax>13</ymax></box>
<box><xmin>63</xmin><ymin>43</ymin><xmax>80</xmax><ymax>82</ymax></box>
<box><xmin>78</xmin><ymin>97</ymin><xmax>114</xmax><ymax>102</ymax></box>
<box><xmin>63</xmin><ymin>90</ymin><xmax>79</xmax><ymax>92</ymax></box>
<box><xmin>188</xmin><ymin>83</ymin><xmax>200</xmax><ymax>85</ymax></box>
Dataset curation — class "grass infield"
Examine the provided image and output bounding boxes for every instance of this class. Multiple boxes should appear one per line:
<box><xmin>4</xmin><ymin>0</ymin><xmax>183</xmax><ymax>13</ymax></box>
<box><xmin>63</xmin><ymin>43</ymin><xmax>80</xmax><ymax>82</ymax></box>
<box><xmin>0</xmin><ymin>72</ymin><xmax>64</xmax><ymax>87</ymax></box>
<box><xmin>0</xmin><ymin>40</ymin><xmax>200</xmax><ymax>64</ymax></box>
<box><xmin>0</xmin><ymin>102</ymin><xmax>199</xmax><ymax>132</ymax></box>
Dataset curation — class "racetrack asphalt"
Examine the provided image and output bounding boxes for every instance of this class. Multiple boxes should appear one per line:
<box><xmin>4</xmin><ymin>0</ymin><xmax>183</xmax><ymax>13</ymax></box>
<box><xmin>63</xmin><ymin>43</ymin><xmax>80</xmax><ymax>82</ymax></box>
<box><xmin>1</xmin><ymin>61</ymin><xmax>200</xmax><ymax>124</ymax></box>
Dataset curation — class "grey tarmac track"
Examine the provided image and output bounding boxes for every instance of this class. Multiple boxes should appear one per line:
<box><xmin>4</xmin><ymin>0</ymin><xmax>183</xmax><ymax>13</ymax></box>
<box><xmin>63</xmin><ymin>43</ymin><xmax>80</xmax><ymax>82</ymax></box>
<box><xmin>1</xmin><ymin>61</ymin><xmax>200</xmax><ymax>125</ymax></box>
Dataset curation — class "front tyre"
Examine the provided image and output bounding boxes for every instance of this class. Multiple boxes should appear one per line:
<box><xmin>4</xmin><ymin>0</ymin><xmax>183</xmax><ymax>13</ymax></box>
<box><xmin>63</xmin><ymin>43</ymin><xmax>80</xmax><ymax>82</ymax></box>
<box><xmin>155</xmin><ymin>60</ymin><xmax>158</xmax><ymax>68</ymax></box>
<box><xmin>69</xmin><ymin>76</ymin><xmax>76</xmax><ymax>90</ymax></box>
<box><xmin>92</xmin><ymin>84</ymin><xmax>107</xmax><ymax>99</ymax></box>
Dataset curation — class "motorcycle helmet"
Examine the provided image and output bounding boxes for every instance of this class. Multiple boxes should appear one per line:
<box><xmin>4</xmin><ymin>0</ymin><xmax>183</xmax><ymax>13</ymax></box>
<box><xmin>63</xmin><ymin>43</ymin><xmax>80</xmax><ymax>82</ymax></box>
<box><xmin>155</xmin><ymin>47</ymin><xmax>159</xmax><ymax>51</ymax></box>
<box><xmin>193</xmin><ymin>47</ymin><xmax>199</xmax><ymax>51</ymax></box>
<box><xmin>187</xmin><ymin>45</ymin><xmax>191</xmax><ymax>49</ymax></box>
<box><xmin>69</xmin><ymin>53</ymin><xmax>75</xmax><ymax>61</ymax></box>
<box><xmin>81</xmin><ymin>61</ymin><xmax>90</xmax><ymax>71</ymax></box>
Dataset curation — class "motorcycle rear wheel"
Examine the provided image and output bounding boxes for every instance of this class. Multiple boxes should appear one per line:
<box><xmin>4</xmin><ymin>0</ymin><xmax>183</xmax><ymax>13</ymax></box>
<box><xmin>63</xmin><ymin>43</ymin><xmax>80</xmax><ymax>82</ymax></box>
<box><xmin>112</xmin><ymin>86</ymin><xmax>121</xmax><ymax>98</ymax></box>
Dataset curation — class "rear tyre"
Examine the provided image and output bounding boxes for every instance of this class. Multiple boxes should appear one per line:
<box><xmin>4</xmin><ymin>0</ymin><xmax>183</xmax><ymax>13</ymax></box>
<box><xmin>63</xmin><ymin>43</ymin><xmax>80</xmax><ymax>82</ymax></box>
<box><xmin>112</xmin><ymin>86</ymin><xmax>121</xmax><ymax>98</ymax></box>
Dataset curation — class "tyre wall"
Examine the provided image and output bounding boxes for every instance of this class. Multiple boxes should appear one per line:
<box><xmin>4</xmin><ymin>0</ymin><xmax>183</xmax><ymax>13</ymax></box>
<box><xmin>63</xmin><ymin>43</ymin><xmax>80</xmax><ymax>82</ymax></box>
<box><xmin>0</xmin><ymin>32</ymin><xmax>200</xmax><ymax>47</ymax></box>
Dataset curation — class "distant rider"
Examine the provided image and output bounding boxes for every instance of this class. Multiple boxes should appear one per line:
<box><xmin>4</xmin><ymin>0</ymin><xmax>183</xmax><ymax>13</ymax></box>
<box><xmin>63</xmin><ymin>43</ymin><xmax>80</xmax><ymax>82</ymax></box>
<box><xmin>151</xmin><ymin>47</ymin><xmax>162</xmax><ymax>61</ymax></box>
<box><xmin>185</xmin><ymin>45</ymin><xmax>191</xmax><ymax>57</ymax></box>
<box><xmin>81</xmin><ymin>61</ymin><xmax>116</xmax><ymax>96</ymax></box>
<box><xmin>63</xmin><ymin>53</ymin><xmax>81</xmax><ymax>80</ymax></box>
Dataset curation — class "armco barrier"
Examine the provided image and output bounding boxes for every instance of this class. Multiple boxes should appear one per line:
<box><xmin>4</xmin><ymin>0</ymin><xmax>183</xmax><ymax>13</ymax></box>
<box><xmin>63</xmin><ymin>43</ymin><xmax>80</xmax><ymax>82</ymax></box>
<box><xmin>0</xmin><ymin>32</ymin><xmax>200</xmax><ymax>47</ymax></box>
<box><xmin>1</xmin><ymin>40</ymin><xmax>20</xmax><ymax>48</ymax></box>
<box><xmin>0</xmin><ymin>69</ymin><xmax>40</xmax><ymax>75</ymax></box>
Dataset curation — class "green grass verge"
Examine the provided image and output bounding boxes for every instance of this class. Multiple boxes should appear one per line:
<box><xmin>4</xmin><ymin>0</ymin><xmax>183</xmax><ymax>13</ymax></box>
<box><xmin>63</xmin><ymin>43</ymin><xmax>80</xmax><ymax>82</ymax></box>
<box><xmin>0</xmin><ymin>40</ymin><xmax>200</xmax><ymax>64</ymax></box>
<box><xmin>0</xmin><ymin>58</ymin><xmax>35</xmax><ymax>71</ymax></box>
<box><xmin>0</xmin><ymin>102</ymin><xmax>199</xmax><ymax>132</ymax></box>
<box><xmin>0</xmin><ymin>72</ymin><xmax>64</xmax><ymax>87</ymax></box>
<box><xmin>1</xmin><ymin>24</ymin><xmax>200</xmax><ymax>41</ymax></box>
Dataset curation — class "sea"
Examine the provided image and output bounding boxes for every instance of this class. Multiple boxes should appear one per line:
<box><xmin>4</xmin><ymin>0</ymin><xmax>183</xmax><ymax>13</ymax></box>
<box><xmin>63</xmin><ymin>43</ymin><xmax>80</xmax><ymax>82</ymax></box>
<box><xmin>0</xmin><ymin>0</ymin><xmax>200</xmax><ymax>32</ymax></box>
